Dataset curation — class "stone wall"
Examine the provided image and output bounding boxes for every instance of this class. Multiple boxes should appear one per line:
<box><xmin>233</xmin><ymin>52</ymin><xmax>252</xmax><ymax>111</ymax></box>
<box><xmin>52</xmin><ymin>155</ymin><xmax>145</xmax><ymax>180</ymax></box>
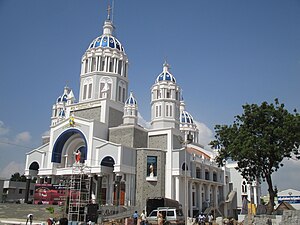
<box><xmin>280</xmin><ymin>210</ymin><xmax>300</xmax><ymax>225</ymax></box>
<box><xmin>74</xmin><ymin>106</ymin><xmax>101</xmax><ymax>121</ymax></box>
<box><xmin>108</xmin><ymin>107</ymin><xmax>123</xmax><ymax>128</ymax></box>
<box><xmin>240</xmin><ymin>210</ymin><xmax>300</xmax><ymax>225</ymax></box>
<box><xmin>135</xmin><ymin>149</ymin><xmax>166</xmax><ymax>212</ymax></box>
<box><xmin>148</xmin><ymin>134</ymin><xmax>167</xmax><ymax>149</ymax></box>
<box><xmin>109</xmin><ymin>125</ymin><xmax>148</xmax><ymax>148</ymax></box>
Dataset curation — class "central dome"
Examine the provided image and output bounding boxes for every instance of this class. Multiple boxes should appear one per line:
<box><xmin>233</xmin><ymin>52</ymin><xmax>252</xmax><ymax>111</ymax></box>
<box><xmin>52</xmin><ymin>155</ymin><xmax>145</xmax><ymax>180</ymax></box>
<box><xmin>88</xmin><ymin>35</ymin><xmax>124</xmax><ymax>52</ymax></box>
<box><xmin>155</xmin><ymin>62</ymin><xmax>176</xmax><ymax>83</ymax></box>
<box><xmin>88</xmin><ymin>19</ymin><xmax>125</xmax><ymax>53</ymax></box>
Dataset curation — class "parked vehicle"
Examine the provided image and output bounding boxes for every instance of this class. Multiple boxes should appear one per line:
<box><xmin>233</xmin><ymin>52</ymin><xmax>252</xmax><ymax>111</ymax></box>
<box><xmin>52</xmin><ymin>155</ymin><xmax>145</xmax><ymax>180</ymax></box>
<box><xmin>146</xmin><ymin>197</ymin><xmax>182</xmax><ymax>216</ymax></box>
<box><xmin>146</xmin><ymin>207</ymin><xmax>185</xmax><ymax>225</ymax></box>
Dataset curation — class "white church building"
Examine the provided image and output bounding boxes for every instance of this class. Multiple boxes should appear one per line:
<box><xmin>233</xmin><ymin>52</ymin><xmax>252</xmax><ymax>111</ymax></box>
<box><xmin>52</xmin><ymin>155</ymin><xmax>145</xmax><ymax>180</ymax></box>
<box><xmin>23</xmin><ymin>8</ymin><xmax>259</xmax><ymax>220</ymax></box>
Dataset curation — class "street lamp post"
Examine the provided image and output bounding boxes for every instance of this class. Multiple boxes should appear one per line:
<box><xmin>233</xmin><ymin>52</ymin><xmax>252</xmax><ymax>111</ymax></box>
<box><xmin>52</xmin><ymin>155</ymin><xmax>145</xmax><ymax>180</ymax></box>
<box><xmin>184</xmin><ymin>132</ymin><xmax>193</xmax><ymax>225</ymax></box>
<box><xmin>184</xmin><ymin>143</ymin><xmax>187</xmax><ymax>225</ymax></box>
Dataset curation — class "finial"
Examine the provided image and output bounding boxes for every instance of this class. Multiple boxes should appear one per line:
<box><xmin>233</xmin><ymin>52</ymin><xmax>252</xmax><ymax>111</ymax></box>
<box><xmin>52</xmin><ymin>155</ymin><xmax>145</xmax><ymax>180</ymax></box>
<box><xmin>107</xmin><ymin>4</ymin><xmax>112</xmax><ymax>20</ymax></box>
<box><xmin>163</xmin><ymin>60</ymin><xmax>170</xmax><ymax>72</ymax></box>
<box><xmin>65</xmin><ymin>80</ymin><xmax>69</xmax><ymax>88</ymax></box>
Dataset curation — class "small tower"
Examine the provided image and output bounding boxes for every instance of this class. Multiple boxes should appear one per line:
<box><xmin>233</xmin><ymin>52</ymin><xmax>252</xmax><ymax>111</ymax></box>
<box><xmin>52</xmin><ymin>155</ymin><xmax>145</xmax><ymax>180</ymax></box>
<box><xmin>123</xmin><ymin>91</ymin><xmax>138</xmax><ymax>125</ymax></box>
<box><xmin>51</xmin><ymin>86</ymin><xmax>75</xmax><ymax>126</ymax></box>
<box><xmin>179</xmin><ymin>99</ymin><xmax>199</xmax><ymax>143</ymax></box>
<box><xmin>150</xmin><ymin>62</ymin><xmax>181</xmax><ymax>129</ymax></box>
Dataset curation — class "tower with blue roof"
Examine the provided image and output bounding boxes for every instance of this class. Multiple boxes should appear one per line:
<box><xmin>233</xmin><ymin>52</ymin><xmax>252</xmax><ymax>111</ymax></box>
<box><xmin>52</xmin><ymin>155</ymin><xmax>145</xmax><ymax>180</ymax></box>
<box><xmin>150</xmin><ymin>62</ymin><xmax>181</xmax><ymax>129</ymax></box>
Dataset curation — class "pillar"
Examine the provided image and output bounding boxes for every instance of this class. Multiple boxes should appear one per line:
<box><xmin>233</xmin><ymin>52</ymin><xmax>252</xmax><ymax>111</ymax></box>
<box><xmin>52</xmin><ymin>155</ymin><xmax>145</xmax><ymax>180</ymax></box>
<box><xmin>89</xmin><ymin>175</ymin><xmax>93</xmax><ymax>203</ymax></box>
<box><xmin>175</xmin><ymin>176</ymin><xmax>180</xmax><ymax>202</ymax></box>
<box><xmin>97</xmin><ymin>174</ymin><xmax>103</xmax><ymax>205</ymax></box>
<box><xmin>24</xmin><ymin>176</ymin><xmax>31</xmax><ymax>203</ymax></box>
<box><xmin>198</xmin><ymin>183</ymin><xmax>203</xmax><ymax>212</ymax></box>
<box><xmin>115</xmin><ymin>174</ymin><xmax>122</xmax><ymax>206</ymax></box>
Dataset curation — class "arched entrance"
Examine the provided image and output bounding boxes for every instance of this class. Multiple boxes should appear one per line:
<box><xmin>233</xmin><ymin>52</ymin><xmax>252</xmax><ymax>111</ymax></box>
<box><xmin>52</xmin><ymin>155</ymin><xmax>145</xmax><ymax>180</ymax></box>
<box><xmin>25</xmin><ymin>161</ymin><xmax>40</xmax><ymax>203</ymax></box>
<box><xmin>52</xmin><ymin>129</ymin><xmax>87</xmax><ymax>166</ymax></box>
<box><xmin>98</xmin><ymin>156</ymin><xmax>125</xmax><ymax>206</ymax></box>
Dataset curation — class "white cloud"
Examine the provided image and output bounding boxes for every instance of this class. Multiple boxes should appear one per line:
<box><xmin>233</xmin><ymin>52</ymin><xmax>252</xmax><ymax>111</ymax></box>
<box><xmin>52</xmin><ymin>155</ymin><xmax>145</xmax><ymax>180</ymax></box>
<box><xmin>0</xmin><ymin>161</ymin><xmax>25</xmax><ymax>179</ymax></box>
<box><xmin>42</xmin><ymin>130</ymin><xmax>50</xmax><ymax>136</ymax></box>
<box><xmin>195</xmin><ymin>121</ymin><xmax>214</xmax><ymax>150</ymax></box>
<box><xmin>261</xmin><ymin>158</ymin><xmax>300</xmax><ymax>194</ymax></box>
<box><xmin>0</xmin><ymin>120</ymin><xmax>9</xmax><ymax>136</ymax></box>
<box><xmin>14</xmin><ymin>131</ymin><xmax>31</xmax><ymax>144</ymax></box>
<box><xmin>137</xmin><ymin>112</ymin><xmax>151</xmax><ymax>129</ymax></box>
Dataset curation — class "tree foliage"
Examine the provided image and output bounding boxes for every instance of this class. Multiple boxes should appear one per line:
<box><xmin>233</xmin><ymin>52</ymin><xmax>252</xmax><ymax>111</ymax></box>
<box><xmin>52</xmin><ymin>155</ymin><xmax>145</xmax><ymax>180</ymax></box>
<box><xmin>10</xmin><ymin>172</ymin><xmax>27</xmax><ymax>182</ymax></box>
<box><xmin>210</xmin><ymin>99</ymin><xmax>300</xmax><ymax>213</ymax></box>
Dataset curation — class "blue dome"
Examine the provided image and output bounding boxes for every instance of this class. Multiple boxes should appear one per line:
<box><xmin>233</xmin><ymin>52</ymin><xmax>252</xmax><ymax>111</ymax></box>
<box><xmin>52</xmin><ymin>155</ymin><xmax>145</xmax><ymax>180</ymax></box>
<box><xmin>125</xmin><ymin>92</ymin><xmax>137</xmax><ymax>105</ymax></box>
<box><xmin>155</xmin><ymin>62</ymin><xmax>176</xmax><ymax>83</ymax></box>
<box><xmin>180</xmin><ymin>110</ymin><xmax>194</xmax><ymax>124</ymax></box>
<box><xmin>88</xmin><ymin>35</ymin><xmax>124</xmax><ymax>52</ymax></box>
<box><xmin>156</xmin><ymin>72</ymin><xmax>176</xmax><ymax>83</ymax></box>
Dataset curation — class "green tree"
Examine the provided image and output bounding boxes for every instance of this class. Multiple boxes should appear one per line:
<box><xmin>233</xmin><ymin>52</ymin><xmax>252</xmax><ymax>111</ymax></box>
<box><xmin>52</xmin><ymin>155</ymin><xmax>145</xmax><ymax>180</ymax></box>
<box><xmin>10</xmin><ymin>172</ymin><xmax>27</xmax><ymax>182</ymax></box>
<box><xmin>210</xmin><ymin>99</ymin><xmax>300</xmax><ymax>214</ymax></box>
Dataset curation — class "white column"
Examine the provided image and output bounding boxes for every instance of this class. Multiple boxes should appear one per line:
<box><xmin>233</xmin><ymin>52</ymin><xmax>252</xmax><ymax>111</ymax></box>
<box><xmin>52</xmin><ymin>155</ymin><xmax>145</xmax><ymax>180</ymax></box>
<box><xmin>96</xmin><ymin>56</ymin><xmax>99</xmax><ymax>71</ymax></box>
<box><xmin>41</xmin><ymin>153</ymin><xmax>45</xmax><ymax>168</ymax></box>
<box><xmin>214</xmin><ymin>185</ymin><xmax>218</xmax><ymax>208</ymax></box>
<box><xmin>253</xmin><ymin>183</ymin><xmax>257</xmax><ymax>205</ymax></box>
<box><xmin>247</xmin><ymin>184</ymin><xmax>251</xmax><ymax>202</ymax></box>
<box><xmin>199</xmin><ymin>183</ymin><xmax>203</xmax><ymax>212</ymax></box>
<box><xmin>104</xmin><ymin>57</ymin><xmax>108</xmax><ymax>72</ymax></box>
<box><xmin>206</xmin><ymin>184</ymin><xmax>210</xmax><ymax>208</ymax></box>
<box><xmin>189</xmin><ymin>181</ymin><xmax>192</xmax><ymax>217</ymax></box>
<box><xmin>88</xmin><ymin>57</ymin><xmax>92</xmax><ymax>72</ymax></box>
<box><xmin>175</xmin><ymin>176</ymin><xmax>180</xmax><ymax>202</ymax></box>
<box><xmin>113</xmin><ymin>58</ymin><xmax>117</xmax><ymax>73</ymax></box>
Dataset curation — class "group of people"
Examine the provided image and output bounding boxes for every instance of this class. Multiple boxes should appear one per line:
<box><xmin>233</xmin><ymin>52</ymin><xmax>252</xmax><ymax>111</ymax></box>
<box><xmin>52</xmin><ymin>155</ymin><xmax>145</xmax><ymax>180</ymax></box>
<box><xmin>133</xmin><ymin>210</ymin><xmax>147</xmax><ymax>225</ymax></box>
<box><xmin>197</xmin><ymin>212</ymin><xmax>214</xmax><ymax>225</ymax></box>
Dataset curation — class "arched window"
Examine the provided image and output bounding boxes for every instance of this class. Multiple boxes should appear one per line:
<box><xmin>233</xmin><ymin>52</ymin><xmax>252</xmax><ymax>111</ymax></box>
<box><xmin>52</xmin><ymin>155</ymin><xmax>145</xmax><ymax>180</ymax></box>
<box><xmin>213</xmin><ymin>172</ymin><xmax>217</xmax><ymax>182</ymax></box>
<box><xmin>165</xmin><ymin>104</ymin><xmax>173</xmax><ymax>117</ymax></box>
<box><xmin>205</xmin><ymin>170</ymin><xmax>210</xmax><ymax>180</ymax></box>
<box><xmin>196</xmin><ymin>167</ymin><xmax>201</xmax><ymax>179</ymax></box>
<box><xmin>84</xmin><ymin>59</ymin><xmax>89</xmax><ymax>73</ymax></box>
<box><xmin>242</xmin><ymin>180</ymin><xmax>247</xmax><ymax>193</ymax></box>
<box><xmin>118</xmin><ymin>81</ymin><xmax>126</xmax><ymax>103</ymax></box>
<box><xmin>83</xmin><ymin>78</ymin><xmax>93</xmax><ymax>100</ymax></box>
<box><xmin>182</xmin><ymin>162</ymin><xmax>188</xmax><ymax>171</ymax></box>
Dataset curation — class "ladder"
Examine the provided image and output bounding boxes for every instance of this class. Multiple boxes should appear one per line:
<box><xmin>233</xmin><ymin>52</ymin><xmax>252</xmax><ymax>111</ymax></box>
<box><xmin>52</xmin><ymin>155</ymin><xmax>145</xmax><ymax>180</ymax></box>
<box><xmin>68</xmin><ymin>163</ymin><xmax>91</xmax><ymax>222</ymax></box>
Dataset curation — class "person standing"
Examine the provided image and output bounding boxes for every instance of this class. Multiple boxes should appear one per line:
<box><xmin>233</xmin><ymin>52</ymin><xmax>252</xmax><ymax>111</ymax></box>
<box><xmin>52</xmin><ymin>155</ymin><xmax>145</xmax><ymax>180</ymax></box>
<box><xmin>157</xmin><ymin>211</ymin><xmax>163</xmax><ymax>225</ymax></box>
<box><xmin>133</xmin><ymin>210</ymin><xmax>139</xmax><ymax>225</ymax></box>
<box><xmin>198</xmin><ymin>212</ymin><xmax>205</xmax><ymax>225</ymax></box>
<box><xmin>140</xmin><ymin>210</ymin><xmax>146</xmax><ymax>225</ymax></box>
<box><xmin>26</xmin><ymin>214</ymin><xmax>33</xmax><ymax>225</ymax></box>
<box><xmin>208</xmin><ymin>213</ymin><xmax>213</xmax><ymax>225</ymax></box>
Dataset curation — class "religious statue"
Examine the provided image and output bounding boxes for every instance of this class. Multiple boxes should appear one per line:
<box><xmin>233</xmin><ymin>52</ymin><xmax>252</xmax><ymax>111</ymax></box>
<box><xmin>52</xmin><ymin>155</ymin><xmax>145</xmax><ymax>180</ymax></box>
<box><xmin>149</xmin><ymin>164</ymin><xmax>154</xmax><ymax>177</ymax></box>
<box><xmin>74</xmin><ymin>149</ymin><xmax>81</xmax><ymax>163</ymax></box>
<box><xmin>69</xmin><ymin>114</ymin><xmax>75</xmax><ymax>127</ymax></box>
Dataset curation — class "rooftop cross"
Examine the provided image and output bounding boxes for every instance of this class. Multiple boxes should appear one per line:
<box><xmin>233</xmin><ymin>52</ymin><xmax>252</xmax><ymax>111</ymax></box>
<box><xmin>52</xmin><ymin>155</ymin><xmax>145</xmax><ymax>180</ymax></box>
<box><xmin>107</xmin><ymin>4</ymin><xmax>112</xmax><ymax>20</ymax></box>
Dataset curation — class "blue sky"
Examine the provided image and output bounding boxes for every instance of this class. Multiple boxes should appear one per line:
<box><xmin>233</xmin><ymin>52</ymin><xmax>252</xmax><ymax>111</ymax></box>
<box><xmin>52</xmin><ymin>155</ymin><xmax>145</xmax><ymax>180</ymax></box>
<box><xmin>0</xmin><ymin>0</ymin><xmax>299</xmax><ymax>193</ymax></box>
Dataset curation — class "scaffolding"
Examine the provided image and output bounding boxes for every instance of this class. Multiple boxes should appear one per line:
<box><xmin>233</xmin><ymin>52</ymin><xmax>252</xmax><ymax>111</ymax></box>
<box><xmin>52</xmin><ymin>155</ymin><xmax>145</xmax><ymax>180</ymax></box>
<box><xmin>68</xmin><ymin>163</ymin><xmax>91</xmax><ymax>222</ymax></box>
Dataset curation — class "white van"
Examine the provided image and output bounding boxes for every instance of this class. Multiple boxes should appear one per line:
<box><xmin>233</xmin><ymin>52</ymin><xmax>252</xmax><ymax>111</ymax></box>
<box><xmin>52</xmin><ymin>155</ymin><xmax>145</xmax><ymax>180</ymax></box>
<box><xmin>146</xmin><ymin>207</ymin><xmax>185</xmax><ymax>225</ymax></box>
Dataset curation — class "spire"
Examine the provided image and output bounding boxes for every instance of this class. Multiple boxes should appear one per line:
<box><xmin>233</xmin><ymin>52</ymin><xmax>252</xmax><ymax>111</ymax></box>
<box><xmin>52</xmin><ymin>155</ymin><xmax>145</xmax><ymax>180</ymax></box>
<box><xmin>107</xmin><ymin>4</ymin><xmax>112</xmax><ymax>20</ymax></box>
<box><xmin>163</xmin><ymin>61</ymin><xmax>170</xmax><ymax>73</ymax></box>
<box><xmin>103</xmin><ymin>4</ymin><xmax>114</xmax><ymax>35</ymax></box>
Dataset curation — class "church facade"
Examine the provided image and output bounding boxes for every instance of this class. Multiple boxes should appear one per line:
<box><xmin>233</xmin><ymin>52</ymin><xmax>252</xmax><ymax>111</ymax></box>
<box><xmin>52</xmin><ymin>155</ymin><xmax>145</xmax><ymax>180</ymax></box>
<box><xmin>23</xmin><ymin>10</ymin><xmax>253</xmax><ymax>219</ymax></box>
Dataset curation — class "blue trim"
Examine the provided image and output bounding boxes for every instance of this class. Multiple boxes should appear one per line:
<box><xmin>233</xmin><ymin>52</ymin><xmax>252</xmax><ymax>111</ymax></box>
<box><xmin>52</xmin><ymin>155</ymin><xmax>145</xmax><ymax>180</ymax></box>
<box><xmin>51</xmin><ymin>128</ymin><xmax>88</xmax><ymax>163</ymax></box>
